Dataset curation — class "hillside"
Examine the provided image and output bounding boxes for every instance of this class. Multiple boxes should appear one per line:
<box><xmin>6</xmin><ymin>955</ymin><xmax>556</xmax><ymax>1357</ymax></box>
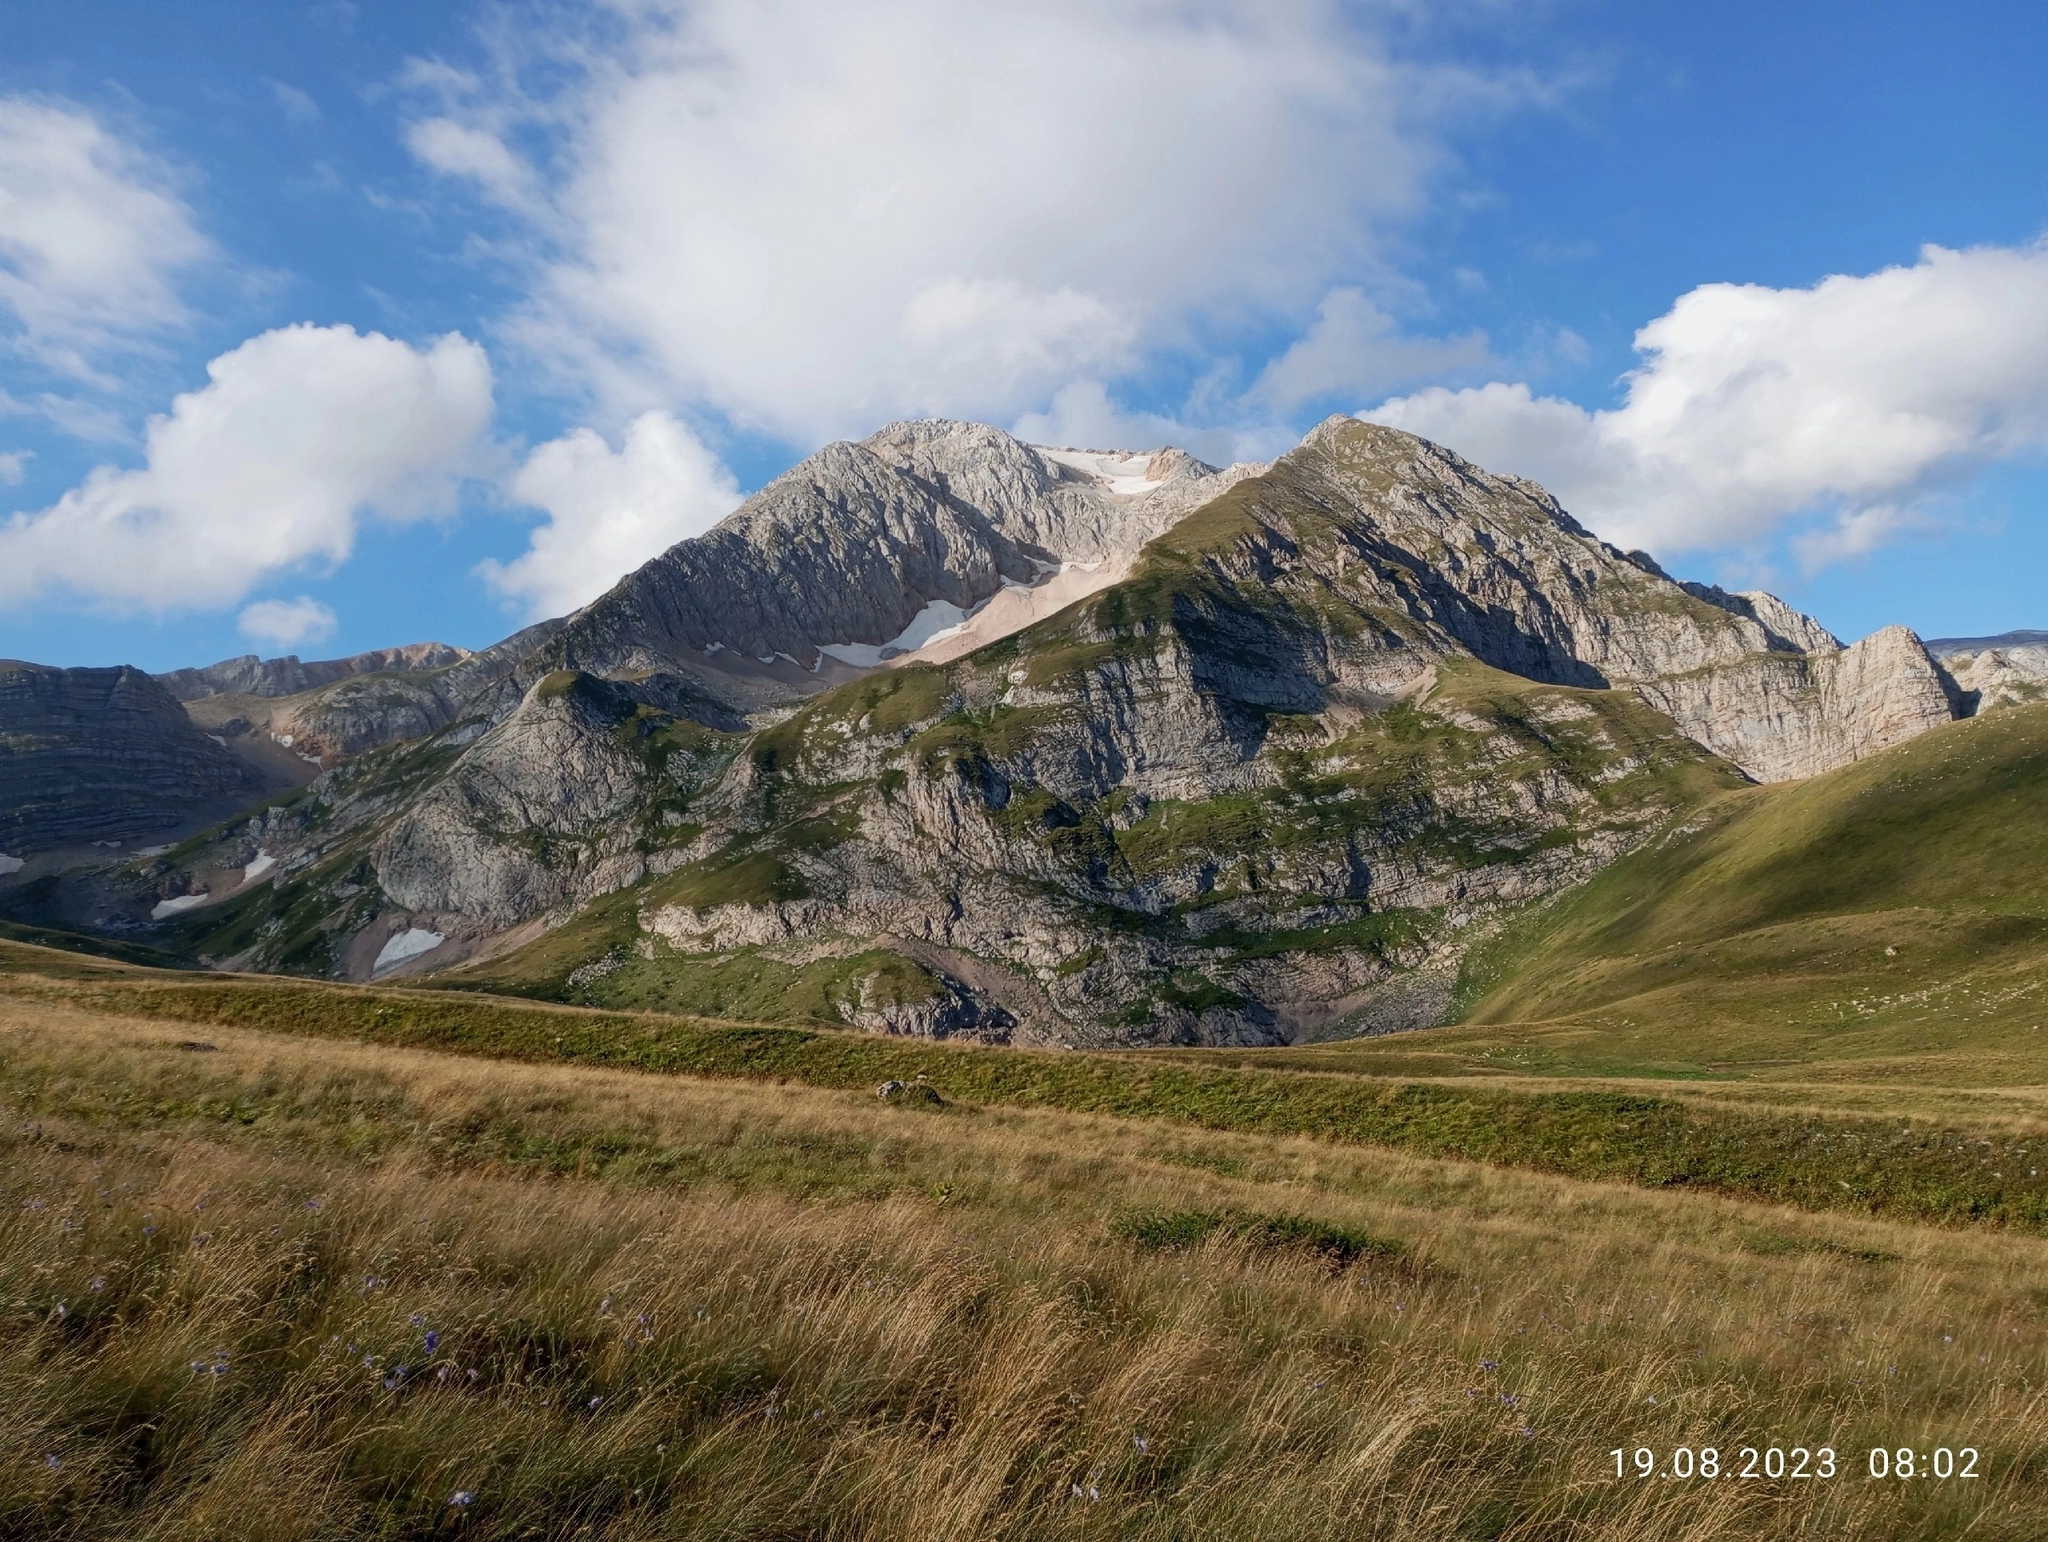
<box><xmin>0</xmin><ymin>662</ymin><xmax>269</xmax><ymax>855</ymax></box>
<box><xmin>0</xmin><ymin>417</ymin><xmax>1975</xmax><ymax>1047</ymax></box>
<box><xmin>1270</xmin><ymin>700</ymin><xmax>2048</xmax><ymax>1086</ymax></box>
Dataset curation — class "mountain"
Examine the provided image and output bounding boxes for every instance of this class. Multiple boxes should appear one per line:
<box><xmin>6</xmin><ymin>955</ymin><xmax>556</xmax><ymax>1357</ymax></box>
<box><xmin>531</xmin><ymin>418</ymin><xmax>1260</xmax><ymax>714</ymax></box>
<box><xmin>0</xmin><ymin>662</ymin><xmax>266</xmax><ymax>861</ymax></box>
<box><xmin>1924</xmin><ymin>630</ymin><xmax>2048</xmax><ymax>714</ymax></box>
<box><xmin>155</xmin><ymin>642</ymin><xmax>474</xmax><ymax>702</ymax></box>
<box><xmin>34</xmin><ymin>413</ymin><xmax>1975</xmax><ymax>1049</ymax></box>
<box><xmin>169</xmin><ymin>623</ymin><xmax>565</xmax><ymax>767</ymax></box>
<box><xmin>1426</xmin><ymin>696</ymin><xmax>2048</xmax><ymax>1084</ymax></box>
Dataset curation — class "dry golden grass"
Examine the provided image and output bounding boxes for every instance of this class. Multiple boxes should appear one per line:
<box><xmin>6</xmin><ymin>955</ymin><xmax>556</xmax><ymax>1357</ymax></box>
<box><xmin>4</xmin><ymin>994</ymin><xmax>2046</xmax><ymax>1538</ymax></box>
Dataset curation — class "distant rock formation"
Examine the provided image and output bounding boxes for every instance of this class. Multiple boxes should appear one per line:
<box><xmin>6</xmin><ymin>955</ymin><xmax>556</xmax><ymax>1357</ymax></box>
<box><xmin>0</xmin><ymin>662</ymin><xmax>261</xmax><ymax>853</ymax></box>
<box><xmin>13</xmin><ymin>414</ymin><xmax>2014</xmax><ymax>1045</ymax></box>
<box><xmin>1632</xmin><ymin>624</ymin><xmax>1959</xmax><ymax>783</ymax></box>
<box><xmin>155</xmin><ymin>642</ymin><xmax>472</xmax><ymax>701</ymax></box>
<box><xmin>173</xmin><ymin>624</ymin><xmax>564</xmax><ymax>766</ymax></box>
<box><xmin>1925</xmin><ymin>631</ymin><xmax>2048</xmax><ymax>714</ymax></box>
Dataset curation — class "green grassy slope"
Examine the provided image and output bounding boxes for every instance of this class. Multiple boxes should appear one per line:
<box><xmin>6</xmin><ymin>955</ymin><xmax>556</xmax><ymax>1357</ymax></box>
<box><xmin>1273</xmin><ymin>702</ymin><xmax>2048</xmax><ymax>1085</ymax></box>
<box><xmin>7</xmin><ymin>937</ymin><xmax>2048</xmax><ymax>1231</ymax></box>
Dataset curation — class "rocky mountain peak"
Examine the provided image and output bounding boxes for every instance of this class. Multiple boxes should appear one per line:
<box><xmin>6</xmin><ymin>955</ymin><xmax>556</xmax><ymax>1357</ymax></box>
<box><xmin>542</xmin><ymin>417</ymin><xmax>1259</xmax><ymax>701</ymax></box>
<box><xmin>8</xmin><ymin>411</ymin><xmax>2002</xmax><ymax>1048</ymax></box>
<box><xmin>156</xmin><ymin>641</ymin><xmax>472</xmax><ymax>702</ymax></box>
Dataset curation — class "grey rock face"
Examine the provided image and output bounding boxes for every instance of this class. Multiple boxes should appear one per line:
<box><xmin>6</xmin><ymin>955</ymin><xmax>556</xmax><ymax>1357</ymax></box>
<box><xmin>833</xmin><ymin>963</ymin><xmax>1015</xmax><ymax>1042</ymax></box>
<box><xmin>370</xmin><ymin>671</ymin><xmax>707</xmax><ymax>928</ymax></box>
<box><xmin>1925</xmin><ymin>631</ymin><xmax>2048</xmax><ymax>714</ymax></box>
<box><xmin>356</xmin><ymin>667</ymin><xmax>744</xmax><ymax>946</ymax></box>
<box><xmin>156</xmin><ymin>642</ymin><xmax>471</xmax><ymax>701</ymax></box>
<box><xmin>1633</xmin><ymin>625</ymin><xmax>1959</xmax><ymax>783</ymax></box>
<box><xmin>0</xmin><ymin>662</ymin><xmax>261</xmax><ymax>852</ymax></box>
<box><xmin>92</xmin><ymin>413</ymin><xmax>1986</xmax><ymax>1047</ymax></box>
<box><xmin>546</xmin><ymin>420</ymin><xmax>1255</xmax><ymax>683</ymax></box>
<box><xmin>1679</xmin><ymin>583</ymin><xmax>1842</xmax><ymax>654</ymax></box>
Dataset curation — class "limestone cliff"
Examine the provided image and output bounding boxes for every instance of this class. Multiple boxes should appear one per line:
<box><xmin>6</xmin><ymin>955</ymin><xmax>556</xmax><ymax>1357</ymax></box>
<box><xmin>1634</xmin><ymin>626</ymin><xmax>1959</xmax><ymax>783</ymax></box>
<box><xmin>32</xmin><ymin>415</ymin><xmax>1986</xmax><ymax>1045</ymax></box>
<box><xmin>0</xmin><ymin>662</ymin><xmax>262</xmax><ymax>853</ymax></box>
<box><xmin>1927</xmin><ymin>631</ymin><xmax>2048</xmax><ymax>715</ymax></box>
<box><xmin>155</xmin><ymin>642</ymin><xmax>472</xmax><ymax>702</ymax></box>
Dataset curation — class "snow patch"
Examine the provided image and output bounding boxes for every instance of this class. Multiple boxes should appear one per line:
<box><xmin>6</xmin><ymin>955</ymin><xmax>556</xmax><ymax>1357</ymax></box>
<box><xmin>207</xmin><ymin>734</ymin><xmax>228</xmax><ymax>747</ymax></box>
<box><xmin>151</xmin><ymin>893</ymin><xmax>209</xmax><ymax>920</ymax></box>
<box><xmin>297</xmin><ymin>752</ymin><xmax>321</xmax><ymax>765</ymax></box>
<box><xmin>135</xmin><ymin>845</ymin><xmax>173</xmax><ymax>857</ymax></box>
<box><xmin>374</xmin><ymin>927</ymin><xmax>445</xmax><ymax>973</ymax></box>
<box><xmin>0</xmin><ymin>853</ymin><xmax>24</xmax><ymax>876</ymax></box>
<box><xmin>899</xmin><ymin>560</ymin><xmax>1135</xmax><ymax>667</ymax></box>
<box><xmin>273</xmin><ymin>733</ymin><xmax>294</xmax><ymax>748</ymax></box>
<box><xmin>243</xmin><ymin>850</ymin><xmax>277</xmax><ymax>883</ymax></box>
<box><xmin>1035</xmin><ymin>447</ymin><xmax>1166</xmax><ymax>497</ymax></box>
<box><xmin>818</xmin><ymin>597</ymin><xmax>980</xmax><ymax>668</ymax></box>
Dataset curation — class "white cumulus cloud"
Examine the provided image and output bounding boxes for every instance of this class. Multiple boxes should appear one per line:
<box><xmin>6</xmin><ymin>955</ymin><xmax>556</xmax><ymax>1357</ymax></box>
<box><xmin>0</xmin><ymin>96</ymin><xmax>210</xmax><ymax>377</ymax></box>
<box><xmin>482</xmin><ymin>410</ymin><xmax>743</xmax><ymax>620</ymax></box>
<box><xmin>408</xmin><ymin>0</ymin><xmax>1521</xmax><ymax>445</ymax></box>
<box><xmin>0</xmin><ymin>323</ymin><xmax>495</xmax><ymax>611</ymax></box>
<box><xmin>405</xmin><ymin>115</ymin><xmax>541</xmax><ymax>212</ymax></box>
<box><xmin>1363</xmin><ymin>241</ymin><xmax>2048</xmax><ymax>561</ymax></box>
<box><xmin>1253</xmin><ymin>288</ymin><xmax>1496</xmax><ymax>409</ymax></box>
<box><xmin>240</xmin><ymin>595</ymin><xmax>338</xmax><ymax>649</ymax></box>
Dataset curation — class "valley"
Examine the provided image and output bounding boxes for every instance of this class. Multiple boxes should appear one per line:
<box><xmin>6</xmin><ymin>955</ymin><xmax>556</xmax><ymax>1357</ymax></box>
<box><xmin>6</xmin><ymin>415</ymin><xmax>2048</xmax><ymax>1538</ymax></box>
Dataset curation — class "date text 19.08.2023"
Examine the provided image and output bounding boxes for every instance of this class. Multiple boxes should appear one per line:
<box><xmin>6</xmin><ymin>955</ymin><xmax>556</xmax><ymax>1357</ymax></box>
<box><xmin>1611</xmin><ymin>1447</ymin><xmax>1980</xmax><ymax>1480</ymax></box>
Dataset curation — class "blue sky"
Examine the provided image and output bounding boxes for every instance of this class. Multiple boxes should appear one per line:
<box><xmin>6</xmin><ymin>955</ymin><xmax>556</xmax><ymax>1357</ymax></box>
<box><xmin>2</xmin><ymin>0</ymin><xmax>2044</xmax><ymax>671</ymax></box>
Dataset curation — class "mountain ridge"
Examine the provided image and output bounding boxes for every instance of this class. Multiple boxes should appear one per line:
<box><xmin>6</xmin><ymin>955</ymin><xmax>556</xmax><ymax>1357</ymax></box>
<box><xmin>0</xmin><ymin>414</ymin><xmax>2001</xmax><ymax>1048</ymax></box>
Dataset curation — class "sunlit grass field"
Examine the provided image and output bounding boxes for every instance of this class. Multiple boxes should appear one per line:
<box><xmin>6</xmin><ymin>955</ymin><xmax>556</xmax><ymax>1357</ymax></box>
<box><xmin>4</xmin><ymin>945</ymin><xmax>2046</xmax><ymax>1539</ymax></box>
<box><xmin>1263</xmin><ymin>703</ymin><xmax>2048</xmax><ymax>1091</ymax></box>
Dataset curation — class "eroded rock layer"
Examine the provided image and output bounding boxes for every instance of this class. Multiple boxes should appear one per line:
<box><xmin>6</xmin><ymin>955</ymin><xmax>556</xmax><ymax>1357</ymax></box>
<box><xmin>0</xmin><ymin>663</ymin><xmax>261</xmax><ymax>853</ymax></box>
<box><xmin>11</xmin><ymin>416</ymin><xmax>1987</xmax><ymax>1046</ymax></box>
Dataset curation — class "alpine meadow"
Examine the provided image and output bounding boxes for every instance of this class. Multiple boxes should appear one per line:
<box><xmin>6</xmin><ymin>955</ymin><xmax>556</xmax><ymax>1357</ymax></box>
<box><xmin>7</xmin><ymin>3</ymin><xmax>2048</xmax><ymax>1538</ymax></box>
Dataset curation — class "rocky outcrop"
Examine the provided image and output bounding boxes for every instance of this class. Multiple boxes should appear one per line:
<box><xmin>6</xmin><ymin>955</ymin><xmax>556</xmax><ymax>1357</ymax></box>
<box><xmin>0</xmin><ymin>662</ymin><xmax>261</xmax><ymax>852</ymax></box>
<box><xmin>546</xmin><ymin>420</ymin><xmax>1257</xmax><ymax>684</ymax></box>
<box><xmin>1634</xmin><ymin>625</ymin><xmax>1959</xmax><ymax>783</ymax></box>
<box><xmin>1926</xmin><ymin>631</ymin><xmax>2048</xmax><ymax>715</ymax></box>
<box><xmin>369</xmin><ymin>670</ymin><xmax>731</xmax><ymax>928</ymax></box>
<box><xmin>156</xmin><ymin>642</ymin><xmax>471</xmax><ymax>701</ymax></box>
<box><xmin>61</xmin><ymin>414</ymin><xmax>1989</xmax><ymax>1047</ymax></box>
<box><xmin>1679</xmin><ymin>583</ymin><xmax>1842</xmax><ymax>654</ymax></box>
<box><xmin>833</xmin><ymin>962</ymin><xmax>1016</xmax><ymax>1043</ymax></box>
